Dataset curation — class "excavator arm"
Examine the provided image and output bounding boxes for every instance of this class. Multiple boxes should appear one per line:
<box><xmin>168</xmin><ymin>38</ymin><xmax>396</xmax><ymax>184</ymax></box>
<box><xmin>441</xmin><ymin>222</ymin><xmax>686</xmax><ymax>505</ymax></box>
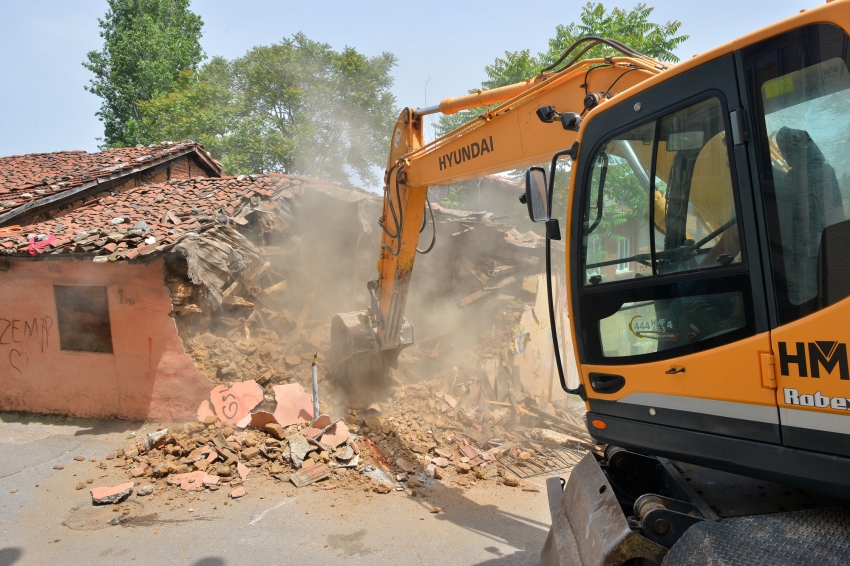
<box><xmin>331</xmin><ymin>54</ymin><xmax>663</xmax><ymax>383</ymax></box>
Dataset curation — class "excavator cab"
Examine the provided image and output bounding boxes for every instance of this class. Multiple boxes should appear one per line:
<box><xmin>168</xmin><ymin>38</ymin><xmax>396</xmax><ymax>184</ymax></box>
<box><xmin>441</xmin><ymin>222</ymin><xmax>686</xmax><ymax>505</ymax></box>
<box><xmin>330</xmin><ymin>4</ymin><xmax>850</xmax><ymax>561</ymax></box>
<box><xmin>537</xmin><ymin>17</ymin><xmax>850</xmax><ymax>565</ymax></box>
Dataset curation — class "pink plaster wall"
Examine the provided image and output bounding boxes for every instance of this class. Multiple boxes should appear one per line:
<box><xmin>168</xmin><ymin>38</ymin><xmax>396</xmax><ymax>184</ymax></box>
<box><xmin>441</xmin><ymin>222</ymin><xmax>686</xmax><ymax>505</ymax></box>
<box><xmin>0</xmin><ymin>259</ymin><xmax>212</xmax><ymax>421</ymax></box>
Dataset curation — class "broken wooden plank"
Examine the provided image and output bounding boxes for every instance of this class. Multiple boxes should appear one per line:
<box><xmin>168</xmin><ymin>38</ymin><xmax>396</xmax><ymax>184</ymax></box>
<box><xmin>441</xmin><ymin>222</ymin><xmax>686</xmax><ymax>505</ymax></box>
<box><xmin>282</xmin><ymin>292</ymin><xmax>315</xmax><ymax>353</ymax></box>
<box><xmin>458</xmin><ymin>289</ymin><xmax>491</xmax><ymax>308</ymax></box>
<box><xmin>222</xmin><ymin>296</ymin><xmax>254</xmax><ymax>308</ymax></box>
<box><xmin>485</xmin><ymin>275</ymin><xmax>516</xmax><ymax>291</ymax></box>
<box><xmin>451</xmin><ymin>225</ymin><xmax>474</xmax><ymax>237</ymax></box>
<box><xmin>263</xmin><ymin>280</ymin><xmax>288</xmax><ymax>295</ymax></box>
<box><xmin>222</xmin><ymin>280</ymin><xmax>241</xmax><ymax>298</ymax></box>
<box><xmin>247</xmin><ymin>261</ymin><xmax>271</xmax><ymax>283</ymax></box>
<box><xmin>464</xmin><ymin>259</ymin><xmax>489</xmax><ymax>286</ymax></box>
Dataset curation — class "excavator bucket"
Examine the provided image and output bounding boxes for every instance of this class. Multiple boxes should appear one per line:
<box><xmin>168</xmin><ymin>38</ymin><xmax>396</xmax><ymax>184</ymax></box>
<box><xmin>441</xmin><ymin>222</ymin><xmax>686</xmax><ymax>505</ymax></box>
<box><xmin>329</xmin><ymin>310</ymin><xmax>414</xmax><ymax>399</ymax></box>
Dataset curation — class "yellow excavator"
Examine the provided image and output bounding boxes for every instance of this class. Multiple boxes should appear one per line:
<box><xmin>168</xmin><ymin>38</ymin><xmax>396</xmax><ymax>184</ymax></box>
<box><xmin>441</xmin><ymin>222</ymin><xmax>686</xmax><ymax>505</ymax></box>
<box><xmin>332</xmin><ymin>1</ymin><xmax>850</xmax><ymax>562</ymax></box>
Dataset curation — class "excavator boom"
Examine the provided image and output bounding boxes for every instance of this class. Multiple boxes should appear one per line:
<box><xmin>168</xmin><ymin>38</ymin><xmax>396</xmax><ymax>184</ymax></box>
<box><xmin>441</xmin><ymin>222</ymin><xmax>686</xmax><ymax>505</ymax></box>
<box><xmin>330</xmin><ymin>55</ymin><xmax>662</xmax><ymax>383</ymax></box>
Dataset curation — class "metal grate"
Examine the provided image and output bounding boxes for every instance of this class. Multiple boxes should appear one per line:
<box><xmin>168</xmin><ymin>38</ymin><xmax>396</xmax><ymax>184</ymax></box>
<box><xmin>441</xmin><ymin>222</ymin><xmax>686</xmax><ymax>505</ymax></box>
<box><xmin>498</xmin><ymin>442</ymin><xmax>586</xmax><ymax>479</ymax></box>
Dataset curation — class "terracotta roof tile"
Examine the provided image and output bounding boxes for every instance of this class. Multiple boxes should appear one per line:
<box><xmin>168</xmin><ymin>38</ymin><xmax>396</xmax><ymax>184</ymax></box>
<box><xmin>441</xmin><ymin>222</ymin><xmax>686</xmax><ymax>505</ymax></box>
<box><xmin>0</xmin><ymin>173</ymin><xmax>307</xmax><ymax>261</ymax></box>
<box><xmin>0</xmin><ymin>141</ymin><xmax>222</xmax><ymax>218</ymax></box>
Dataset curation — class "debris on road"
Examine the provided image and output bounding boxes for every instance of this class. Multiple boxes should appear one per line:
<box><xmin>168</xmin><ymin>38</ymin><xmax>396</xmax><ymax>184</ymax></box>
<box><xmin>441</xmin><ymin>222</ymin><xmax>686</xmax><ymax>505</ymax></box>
<box><xmin>290</xmin><ymin>463</ymin><xmax>331</xmax><ymax>488</ymax></box>
<box><xmin>91</xmin><ymin>482</ymin><xmax>134</xmax><ymax>505</ymax></box>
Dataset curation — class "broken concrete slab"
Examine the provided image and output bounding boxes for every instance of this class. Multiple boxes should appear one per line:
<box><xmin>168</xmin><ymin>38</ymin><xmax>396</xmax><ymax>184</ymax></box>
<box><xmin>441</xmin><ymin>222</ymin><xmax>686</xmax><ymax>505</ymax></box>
<box><xmin>286</xmin><ymin>433</ymin><xmax>310</xmax><ymax>468</ymax></box>
<box><xmin>534</xmin><ymin>428</ymin><xmax>583</xmax><ymax>446</ymax></box>
<box><xmin>312</xmin><ymin>414</ymin><xmax>331</xmax><ymax>429</ymax></box>
<box><xmin>143</xmin><ymin>429</ymin><xmax>169</xmax><ymax>452</ymax></box>
<box><xmin>333</xmin><ymin>445</ymin><xmax>354</xmax><ymax>461</ymax></box>
<box><xmin>299</xmin><ymin>427</ymin><xmax>323</xmax><ymax>440</ymax></box>
<box><xmin>210</xmin><ymin>380</ymin><xmax>264</xmax><ymax>426</ymax></box>
<box><xmin>91</xmin><ymin>482</ymin><xmax>134</xmax><ymax>505</ymax></box>
<box><xmin>272</xmin><ymin>383</ymin><xmax>314</xmax><ymax>426</ymax></box>
<box><xmin>241</xmin><ymin>446</ymin><xmax>260</xmax><ymax>460</ymax></box>
<box><xmin>130</xmin><ymin>465</ymin><xmax>148</xmax><ymax>478</ymax></box>
<box><xmin>264</xmin><ymin>423</ymin><xmax>285</xmax><ymax>440</ymax></box>
<box><xmin>396</xmin><ymin>458</ymin><xmax>417</xmax><ymax>473</ymax></box>
<box><xmin>202</xmin><ymin>474</ymin><xmax>220</xmax><ymax>486</ymax></box>
<box><xmin>363</xmin><ymin>416</ymin><xmax>383</xmax><ymax>431</ymax></box>
<box><xmin>364</xmin><ymin>469</ymin><xmax>400</xmax><ymax>491</ymax></box>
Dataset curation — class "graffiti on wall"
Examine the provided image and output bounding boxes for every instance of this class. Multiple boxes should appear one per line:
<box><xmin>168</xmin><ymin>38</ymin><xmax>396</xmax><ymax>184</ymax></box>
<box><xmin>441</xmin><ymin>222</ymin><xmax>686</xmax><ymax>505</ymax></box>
<box><xmin>0</xmin><ymin>316</ymin><xmax>54</xmax><ymax>378</ymax></box>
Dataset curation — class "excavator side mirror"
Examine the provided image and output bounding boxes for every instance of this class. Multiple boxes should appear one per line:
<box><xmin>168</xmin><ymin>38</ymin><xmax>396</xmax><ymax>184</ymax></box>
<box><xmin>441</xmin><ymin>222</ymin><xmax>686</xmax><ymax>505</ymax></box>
<box><xmin>525</xmin><ymin>167</ymin><xmax>549</xmax><ymax>222</ymax></box>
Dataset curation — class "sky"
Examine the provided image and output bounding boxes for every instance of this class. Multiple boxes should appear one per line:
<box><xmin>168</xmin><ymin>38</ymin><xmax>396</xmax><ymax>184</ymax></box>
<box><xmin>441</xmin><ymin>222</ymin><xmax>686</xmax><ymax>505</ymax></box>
<box><xmin>0</xmin><ymin>0</ymin><xmax>824</xmax><ymax>158</ymax></box>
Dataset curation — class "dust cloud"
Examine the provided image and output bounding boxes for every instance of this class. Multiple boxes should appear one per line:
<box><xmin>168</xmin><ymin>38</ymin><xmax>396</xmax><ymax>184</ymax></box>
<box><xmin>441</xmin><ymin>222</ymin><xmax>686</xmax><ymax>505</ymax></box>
<box><xmin>173</xmin><ymin>179</ymin><xmax>544</xmax><ymax>417</ymax></box>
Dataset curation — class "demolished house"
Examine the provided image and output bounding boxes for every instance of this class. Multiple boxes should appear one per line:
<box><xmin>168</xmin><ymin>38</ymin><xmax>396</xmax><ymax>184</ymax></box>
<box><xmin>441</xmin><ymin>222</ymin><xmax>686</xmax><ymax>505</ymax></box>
<box><xmin>0</xmin><ymin>151</ymin><xmax>581</xmax><ymax>432</ymax></box>
<box><xmin>0</xmin><ymin>173</ymin><xmax>377</xmax><ymax>421</ymax></box>
<box><xmin>0</xmin><ymin>141</ymin><xmax>222</xmax><ymax>228</ymax></box>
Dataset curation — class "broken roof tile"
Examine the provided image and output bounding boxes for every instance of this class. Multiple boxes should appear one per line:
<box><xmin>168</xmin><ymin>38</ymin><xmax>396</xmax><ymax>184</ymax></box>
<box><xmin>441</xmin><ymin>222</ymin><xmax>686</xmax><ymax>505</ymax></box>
<box><xmin>1</xmin><ymin>172</ymin><xmax>300</xmax><ymax>261</ymax></box>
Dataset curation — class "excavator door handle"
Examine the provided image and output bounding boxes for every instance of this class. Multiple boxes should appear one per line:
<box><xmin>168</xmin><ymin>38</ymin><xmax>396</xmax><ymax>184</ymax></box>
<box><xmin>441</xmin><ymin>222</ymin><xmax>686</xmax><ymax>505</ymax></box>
<box><xmin>589</xmin><ymin>372</ymin><xmax>626</xmax><ymax>394</ymax></box>
<box><xmin>665</xmin><ymin>366</ymin><xmax>685</xmax><ymax>374</ymax></box>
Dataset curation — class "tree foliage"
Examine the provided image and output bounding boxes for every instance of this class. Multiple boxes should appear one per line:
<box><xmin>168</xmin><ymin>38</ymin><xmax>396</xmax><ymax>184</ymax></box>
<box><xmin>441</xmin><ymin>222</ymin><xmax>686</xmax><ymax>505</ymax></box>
<box><xmin>140</xmin><ymin>34</ymin><xmax>398</xmax><ymax>186</ymax></box>
<box><xmin>435</xmin><ymin>3</ymin><xmax>688</xmax><ymax>138</ymax></box>
<box><xmin>83</xmin><ymin>0</ymin><xmax>205</xmax><ymax>148</ymax></box>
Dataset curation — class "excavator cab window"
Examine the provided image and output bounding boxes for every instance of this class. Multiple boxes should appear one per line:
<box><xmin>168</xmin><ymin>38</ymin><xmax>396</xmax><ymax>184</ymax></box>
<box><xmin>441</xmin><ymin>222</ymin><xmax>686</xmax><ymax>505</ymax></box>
<box><xmin>743</xmin><ymin>23</ymin><xmax>850</xmax><ymax>324</ymax></box>
<box><xmin>582</xmin><ymin>97</ymin><xmax>740</xmax><ymax>285</ymax></box>
<box><xmin>578</xmin><ymin>94</ymin><xmax>753</xmax><ymax>363</ymax></box>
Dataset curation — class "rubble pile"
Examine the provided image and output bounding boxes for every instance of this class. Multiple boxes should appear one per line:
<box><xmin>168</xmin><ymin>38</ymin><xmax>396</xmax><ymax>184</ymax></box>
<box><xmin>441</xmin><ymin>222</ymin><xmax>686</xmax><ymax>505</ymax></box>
<box><xmin>73</xmin><ymin>172</ymin><xmax>595</xmax><ymax>510</ymax></box>
<box><xmin>86</xmin><ymin>363</ymin><xmax>593</xmax><ymax>509</ymax></box>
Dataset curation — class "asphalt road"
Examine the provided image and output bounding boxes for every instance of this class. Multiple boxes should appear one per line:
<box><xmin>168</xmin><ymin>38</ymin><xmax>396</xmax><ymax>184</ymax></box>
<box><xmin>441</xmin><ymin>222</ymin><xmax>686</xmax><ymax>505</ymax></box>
<box><xmin>0</xmin><ymin>412</ymin><xmax>553</xmax><ymax>566</ymax></box>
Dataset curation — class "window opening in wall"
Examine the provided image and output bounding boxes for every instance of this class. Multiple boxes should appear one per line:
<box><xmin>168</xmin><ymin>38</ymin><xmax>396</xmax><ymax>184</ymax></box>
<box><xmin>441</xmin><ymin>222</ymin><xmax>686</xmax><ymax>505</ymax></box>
<box><xmin>54</xmin><ymin>285</ymin><xmax>114</xmax><ymax>353</ymax></box>
<box><xmin>616</xmin><ymin>238</ymin><xmax>632</xmax><ymax>273</ymax></box>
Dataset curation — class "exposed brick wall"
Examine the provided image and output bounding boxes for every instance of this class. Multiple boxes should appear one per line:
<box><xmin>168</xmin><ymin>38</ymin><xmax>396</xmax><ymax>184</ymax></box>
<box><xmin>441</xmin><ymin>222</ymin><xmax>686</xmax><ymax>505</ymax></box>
<box><xmin>168</xmin><ymin>156</ymin><xmax>215</xmax><ymax>180</ymax></box>
<box><xmin>170</xmin><ymin>157</ymin><xmax>191</xmax><ymax>180</ymax></box>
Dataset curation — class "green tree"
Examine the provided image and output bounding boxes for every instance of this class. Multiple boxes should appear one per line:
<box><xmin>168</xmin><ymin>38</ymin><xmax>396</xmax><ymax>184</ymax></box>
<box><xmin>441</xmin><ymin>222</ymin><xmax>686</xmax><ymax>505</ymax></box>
<box><xmin>83</xmin><ymin>0</ymin><xmax>205</xmax><ymax>148</ymax></box>
<box><xmin>435</xmin><ymin>3</ymin><xmax>687</xmax><ymax>139</ymax></box>
<box><xmin>140</xmin><ymin>33</ymin><xmax>397</xmax><ymax>186</ymax></box>
<box><xmin>434</xmin><ymin>2</ymin><xmax>686</xmax><ymax>210</ymax></box>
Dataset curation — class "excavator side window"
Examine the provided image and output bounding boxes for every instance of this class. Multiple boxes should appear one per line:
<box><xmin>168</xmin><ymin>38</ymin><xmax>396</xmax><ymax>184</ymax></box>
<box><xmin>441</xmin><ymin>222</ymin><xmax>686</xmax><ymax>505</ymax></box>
<box><xmin>578</xmin><ymin>95</ymin><xmax>754</xmax><ymax>363</ymax></box>
<box><xmin>582</xmin><ymin>98</ymin><xmax>740</xmax><ymax>286</ymax></box>
<box><xmin>583</xmin><ymin>121</ymin><xmax>655</xmax><ymax>285</ymax></box>
<box><xmin>743</xmin><ymin>23</ymin><xmax>850</xmax><ymax>325</ymax></box>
